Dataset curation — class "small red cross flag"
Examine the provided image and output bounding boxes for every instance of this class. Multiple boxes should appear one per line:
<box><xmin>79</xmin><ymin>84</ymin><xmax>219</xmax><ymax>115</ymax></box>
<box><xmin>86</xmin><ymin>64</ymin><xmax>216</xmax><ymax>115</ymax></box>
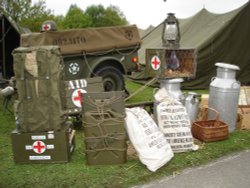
<box><xmin>72</xmin><ymin>89</ymin><xmax>87</xmax><ymax>108</ymax></box>
<box><xmin>33</xmin><ymin>141</ymin><xmax>46</xmax><ymax>154</ymax></box>
<box><xmin>42</xmin><ymin>24</ymin><xmax>51</xmax><ymax>31</ymax></box>
<box><xmin>151</xmin><ymin>55</ymin><xmax>161</xmax><ymax>70</ymax></box>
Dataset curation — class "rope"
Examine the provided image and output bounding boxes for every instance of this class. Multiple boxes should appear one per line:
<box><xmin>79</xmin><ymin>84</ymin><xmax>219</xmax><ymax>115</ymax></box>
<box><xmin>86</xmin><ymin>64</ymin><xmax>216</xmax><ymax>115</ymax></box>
<box><xmin>83</xmin><ymin>114</ymin><xmax>125</xmax><ymax>136</ymax></box>
<box><xmin>115</xmin><ymin>43</ymin><xmax>140</xmax><ymax>56</ymax></box>
<box><xmin>85</xmin><ymin>133</ymin><xmax>127</xmax><ymax>155</ymax></box>
<box><xmin>83</xmin><ymin>92</ymin><xmax>123</xmax><ymax>113</ymax></box>
<box><xmin>124</xmin><ymin>76</ymin><xmax>159</xmax><ymax>102</ymax></box>
<box><xmin>80</xmin><ymin>43</ymin><xmax>140</xmax><ymax>77</ymax></box>
<box><xmin>82</xmin><ymin>112</ymin><xmax>125</xmax><ymax>127</ymax></box>
<box><xmin>83</xmin><ymin>51</ymin><xmax>97</xmax><ymax>77</ymax></box>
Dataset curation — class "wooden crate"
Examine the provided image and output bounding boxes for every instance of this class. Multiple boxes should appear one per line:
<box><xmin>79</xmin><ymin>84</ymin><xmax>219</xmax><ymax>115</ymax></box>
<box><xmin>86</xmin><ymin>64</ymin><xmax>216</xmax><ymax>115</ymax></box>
<box><xmin>237</xmin><ymin>86</ymin><xmax>250</xmax><ymax>130</ymax></box>
<box><xmin>145</xmin><ymin>48</ymin><xmax>197</xmax><ymax>79</ymax></box>
<box><xmin>237</xmin><ymin>107</ymin><xmax>250</xmax><ymax>130</ymax></box>
<box><xmin>11</xmin><ymin>127</ymin><xmax>75</xmax><ymax>164</ymax></box>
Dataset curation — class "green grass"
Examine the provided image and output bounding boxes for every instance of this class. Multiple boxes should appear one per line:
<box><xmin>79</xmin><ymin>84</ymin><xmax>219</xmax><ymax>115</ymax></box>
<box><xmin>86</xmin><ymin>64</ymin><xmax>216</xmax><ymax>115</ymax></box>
<box><xmin>0</xmin><ymin>80</ymin><xmax>250</xmax><ymax>188</ymax></box>
<box><xmin>125</xmin><ymin>80</ymin><xmax>155</xmax><ymax>104</ymax></box>
<box><xmin>125</xmin><ymin>80</ymin><xmax>209</xmax><ymax>104</ymax></box>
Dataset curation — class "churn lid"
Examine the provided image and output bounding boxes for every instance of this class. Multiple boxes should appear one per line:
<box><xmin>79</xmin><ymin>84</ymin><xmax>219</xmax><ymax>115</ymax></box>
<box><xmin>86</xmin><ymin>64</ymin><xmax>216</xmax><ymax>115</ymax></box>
<box><xmin>215</xmin><ymin>62</ymin><xmax>240</xmax><ymax>71</ymax></box>
<box><xmin>165</xmin><ymin>78</ymin><xmax>184</xmax><ymax>83</ymax></box>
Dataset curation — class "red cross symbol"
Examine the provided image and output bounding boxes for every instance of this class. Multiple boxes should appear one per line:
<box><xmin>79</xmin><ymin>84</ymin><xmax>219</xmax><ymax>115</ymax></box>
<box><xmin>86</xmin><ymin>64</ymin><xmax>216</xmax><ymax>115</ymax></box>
<box><xmin>74</xmin><ymin>90</ymin><xmax>82</xmax><ymax>103</ymax></box>
<box><xmin>43</xmin><ymin>24</ymin><xmax>50</xmax><ymax>31</ymax></box>
<box><xmin>72</xmin><ymin>89</ymin><xmax>86</xmax><ymax>108</ymax></box>
<box><xmin>151</xmin><ymin>56</ymin><xmax>161</xmax><ymax>70</ymax></box>
<box><xmin>33</xmin><ymin>141</ymin><xmax>46</xmax><ymax>154</ymax></box>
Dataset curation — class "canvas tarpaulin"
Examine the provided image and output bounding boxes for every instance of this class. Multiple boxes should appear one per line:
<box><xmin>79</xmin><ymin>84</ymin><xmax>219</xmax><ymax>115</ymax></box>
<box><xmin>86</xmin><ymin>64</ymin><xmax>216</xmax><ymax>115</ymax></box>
<box><xmin>138</xmin><ymin>2</ymin><xmax>250</xmax><ymax>89</ymax></box>
<box><xmin>21</xmin><ymin>25</ymin><xmax>141</xmax><ymax>55</ymax></box>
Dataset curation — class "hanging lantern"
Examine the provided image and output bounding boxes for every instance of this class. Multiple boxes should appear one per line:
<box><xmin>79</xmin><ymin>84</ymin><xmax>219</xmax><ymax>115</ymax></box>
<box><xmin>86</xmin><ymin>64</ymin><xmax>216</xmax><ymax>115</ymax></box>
<box><xmin>162</xmin><ymin>13</ymin><xmax>180</xmax><ymax>48</ymax></box>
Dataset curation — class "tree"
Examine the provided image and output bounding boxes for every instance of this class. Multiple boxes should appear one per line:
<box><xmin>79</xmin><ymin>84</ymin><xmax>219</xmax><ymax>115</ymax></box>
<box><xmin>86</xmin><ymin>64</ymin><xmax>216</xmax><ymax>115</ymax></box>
<box><xmin>63</xmin><ymin>4</ymin><xmax>92</xmax><ymax>29</ymax></box>
<box><xmin>0</xmin><ymin>1</ymin><xmax>129</xmax><ymax>31</ymax></box>
<box><xmin>62</xmin><ymin>4</ymin><xmax>128</xmax><ymax>29</ymax></box>
<box><xmin>85</xmin><ymin>5</ymin><xmax>106</xmax><ymax>27</ymax></box>
<box><xmin>0</xmin><ymin>0</ymin><xmax>54</xmax><ymax>32</ymax></box>
<box><xmin>104</xmin><ymin>5</ymin><xmax>128</xmax><ymax>26</ymax></box>
<box><xmin>0</xmin><ymin>0</ymin><xmax>51</xmax><ymax>21</ymax></box>
<box><xmin>0</xmin><ymin>0</ymin><xmax>31</xmax><ymax>21</ymax></box>
<box><xmin>85</xmin><ymin>4</ymin><xmax>128</xmax><ymax>27</ymax></box>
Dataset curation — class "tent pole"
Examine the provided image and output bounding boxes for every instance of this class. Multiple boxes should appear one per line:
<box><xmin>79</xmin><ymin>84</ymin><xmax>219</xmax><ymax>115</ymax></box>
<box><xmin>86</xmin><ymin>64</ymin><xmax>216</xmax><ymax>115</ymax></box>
<box><xmin>1</xmin><ymin>16</ymin><xmax>6</xmax><ymax>78</ymax></box>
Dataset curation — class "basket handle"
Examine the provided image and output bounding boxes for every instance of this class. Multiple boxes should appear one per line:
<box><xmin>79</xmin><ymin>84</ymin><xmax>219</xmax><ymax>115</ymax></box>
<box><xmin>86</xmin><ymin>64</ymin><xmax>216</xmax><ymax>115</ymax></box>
<box><xmin>201</xmin><ymin>105</ymin><xmax>220</xmax><ymax>122</ymax></box>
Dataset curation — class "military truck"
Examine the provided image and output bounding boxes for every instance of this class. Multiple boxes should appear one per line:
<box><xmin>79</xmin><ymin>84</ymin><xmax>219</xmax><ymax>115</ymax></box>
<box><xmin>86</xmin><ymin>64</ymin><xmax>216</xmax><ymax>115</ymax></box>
<box><xmin>20</xmin><ymin>23</ymin><xmax>141</xmax><ymax>91</ymax></box>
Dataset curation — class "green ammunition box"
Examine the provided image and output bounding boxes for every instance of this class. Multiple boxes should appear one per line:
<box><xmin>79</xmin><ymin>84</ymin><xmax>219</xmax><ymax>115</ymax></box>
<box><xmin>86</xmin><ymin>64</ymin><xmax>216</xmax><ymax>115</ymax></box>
<box><xmin>145</xmin><ymin>48</ymin><xmax>197</xmax><ymax>79</ymax></box>
<box><xmin>82</xmin><ymin>91</ymin><xmax>125</xmax><ymax>114</ymax></box>
<box><xmin>82</xmin><ymin>91</ymin><xmax>127</xmax><ymax>165</ymax></box>
<box><xmin>84</xmin><ymin>134</ymin><xmax>127</xmax><ymax>165</ymax></box>
<box><xmin>64</xmin><ymin>77</ymin><xmax>104</xmax><ymax>115</ymax></box>
<box><xmin>11</xmin><ymin>127</ymin><xmax>75</xmax><ymax>164</ymax></box>
<box><xmin>83</xmin><ymin>112</ymin><xmax>127</xmax><ymax>165</ymax></box>
<box><xmin>83</xmin><ymin>110</ymin><xmax>125</xmax><ymax>137</ymax></box>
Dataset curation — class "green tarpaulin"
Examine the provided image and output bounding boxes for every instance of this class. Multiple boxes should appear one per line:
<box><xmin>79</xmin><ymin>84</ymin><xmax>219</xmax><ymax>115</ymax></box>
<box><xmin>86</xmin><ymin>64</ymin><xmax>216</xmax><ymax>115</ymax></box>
<box><xmin>139</xmin><ymin>1</ymin><xmax>250</xmax><ymax>89</ymax></box>
<box><xmin>21</xmin><ymin>25</ymin><xmax>141</xmax><ymax>55</ymax></box>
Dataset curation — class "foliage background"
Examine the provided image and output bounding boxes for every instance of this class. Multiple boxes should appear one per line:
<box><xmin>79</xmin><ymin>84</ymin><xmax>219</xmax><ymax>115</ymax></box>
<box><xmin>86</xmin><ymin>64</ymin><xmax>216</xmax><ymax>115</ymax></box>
<box><xmin>0</xmin><ymin>0</ymin><xmax>128</xmax><ymax>32</ymax></box>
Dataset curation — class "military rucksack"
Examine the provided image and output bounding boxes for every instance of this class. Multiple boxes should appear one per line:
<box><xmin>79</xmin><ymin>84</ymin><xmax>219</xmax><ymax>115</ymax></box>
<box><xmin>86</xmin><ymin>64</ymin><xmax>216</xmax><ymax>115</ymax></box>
<box><xmin>12</xmin><ymin>46</ymin><xmax>67</xmax><ymax>133</ymax></box>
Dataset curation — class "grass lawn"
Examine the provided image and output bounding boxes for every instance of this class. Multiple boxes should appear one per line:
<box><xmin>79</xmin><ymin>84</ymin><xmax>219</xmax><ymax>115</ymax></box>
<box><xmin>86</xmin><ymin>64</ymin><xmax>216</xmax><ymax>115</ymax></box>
<box><xmin>0</xmin><ymin>80</ymin><xmax>249</xmax><ymax>188</ymax></box>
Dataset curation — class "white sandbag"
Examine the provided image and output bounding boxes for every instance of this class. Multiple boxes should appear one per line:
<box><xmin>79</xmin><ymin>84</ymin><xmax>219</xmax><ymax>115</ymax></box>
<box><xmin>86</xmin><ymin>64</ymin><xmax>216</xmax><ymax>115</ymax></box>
<box><xmin>125</xmin><ymin>107</ymin><xmax>174</xmax><ymax>172</ymax></box>
<box><xmin>154</xmin><ymin>88</ymin><xmax>198</xmax><ymax>153</ymax></box>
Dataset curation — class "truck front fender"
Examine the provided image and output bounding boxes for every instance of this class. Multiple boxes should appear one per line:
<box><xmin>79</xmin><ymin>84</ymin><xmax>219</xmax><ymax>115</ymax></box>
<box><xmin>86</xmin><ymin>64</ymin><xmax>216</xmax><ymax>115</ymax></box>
<box><xmin>83</xmin><ymin>55</ymin><xmax>126</xmax><ymax>78</ymax></box>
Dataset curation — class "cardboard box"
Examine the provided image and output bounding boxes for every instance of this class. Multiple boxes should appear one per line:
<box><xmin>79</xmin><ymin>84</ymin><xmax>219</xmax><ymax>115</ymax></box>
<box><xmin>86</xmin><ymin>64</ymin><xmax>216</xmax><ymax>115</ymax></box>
<box><xmin>238</xmin><ymin>86</ymin><xmax>250</xmax><ymax>106</ymax></box>
<box><xmin>238</xmin><ymin>113</ymin><xmax>250</xmax><ymax>130</ymax></box>
<box><xmin>237</xmin><ymin>87</ymin><xmax>250</xmax><ymax>130</ymax></box>
<box><xmin>236</xmin><ymin>109</ymin><xmax>250</xmax><ymax>130</ymax></box>
<box><xmin>11</xmin><ymin>128</ymin><xmax>75</xmax><ymax>164</ymax></box>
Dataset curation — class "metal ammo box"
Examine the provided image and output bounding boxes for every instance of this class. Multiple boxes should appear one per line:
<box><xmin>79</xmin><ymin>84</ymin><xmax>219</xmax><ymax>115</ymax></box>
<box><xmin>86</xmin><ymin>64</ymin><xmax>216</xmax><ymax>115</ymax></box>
<box><xmin>11</xmin><ymin>127</ymin><xmax>75</xmax><ymax>164</ymax></box>
<box><xmin>145</xmin><ymin>48</ymin><xmax>197</xmax><ymax>79</ymax></box>
<box><xmin>64</xmin><ymin>77</ymin><xmax>104</xmax><ymax>115</ymax></box>
<box><xmin>82</xmin><ymin>91</ymin><xmax>127</xmax><ymax>165</ymax></box>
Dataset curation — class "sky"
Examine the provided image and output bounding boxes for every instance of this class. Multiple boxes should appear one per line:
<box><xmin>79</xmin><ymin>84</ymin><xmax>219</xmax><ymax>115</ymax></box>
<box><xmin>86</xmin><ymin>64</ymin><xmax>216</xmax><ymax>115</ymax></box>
<box><xmin>33</xmin><ymin>0</ymin><xmax>249</xmax><ymax>29</ymax></box>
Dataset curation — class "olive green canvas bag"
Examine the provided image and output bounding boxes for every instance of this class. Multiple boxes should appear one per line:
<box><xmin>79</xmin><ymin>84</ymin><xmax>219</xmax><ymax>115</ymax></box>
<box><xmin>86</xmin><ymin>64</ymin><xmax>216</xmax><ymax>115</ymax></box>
<box><xmin>12</xmin><ymin>46</ymin><xmax>66</xmax><ymax>133</ymax></box>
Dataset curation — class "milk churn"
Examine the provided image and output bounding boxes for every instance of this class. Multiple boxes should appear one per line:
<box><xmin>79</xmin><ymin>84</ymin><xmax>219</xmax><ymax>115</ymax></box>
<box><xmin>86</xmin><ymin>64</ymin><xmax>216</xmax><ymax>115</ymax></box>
<box><xmin>160</xmin><ymin>78</ymin><xmax>185</xmax><ymax>104</ymax></box>
<box><xmin>208</xmin><ymin>62</ymin><xmax>240</xmax><ymax>132</ymax></box>
<box><xmin>185</xmin><ymin>92</ymin><xmax>200</xmax><ymax>122</ymax></box>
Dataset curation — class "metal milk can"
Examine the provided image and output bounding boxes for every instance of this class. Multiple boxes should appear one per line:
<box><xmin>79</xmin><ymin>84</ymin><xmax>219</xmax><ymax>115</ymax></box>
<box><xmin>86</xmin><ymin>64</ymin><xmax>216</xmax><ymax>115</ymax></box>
<box><xmin>160</xmin><ymin>78</ymin><xmax>185</xmax><ymax>104</ymax></box>
<box><xmin>208</xmin><ymin>62</ymin><xmax>240</xmax><ymax>132</ymax></box>
<box><xmin>185</xmin><ymin>92</ymin><xmax>200</xmax><ymax>122</ymax></box>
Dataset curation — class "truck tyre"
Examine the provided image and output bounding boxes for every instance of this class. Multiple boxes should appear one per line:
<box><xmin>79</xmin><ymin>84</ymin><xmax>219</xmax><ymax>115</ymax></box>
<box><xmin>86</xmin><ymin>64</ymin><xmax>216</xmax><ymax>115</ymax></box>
<box><xmin>95</xmin><ymin>66</ymin><xmax>125</xmax><ymax>91</ymax></box>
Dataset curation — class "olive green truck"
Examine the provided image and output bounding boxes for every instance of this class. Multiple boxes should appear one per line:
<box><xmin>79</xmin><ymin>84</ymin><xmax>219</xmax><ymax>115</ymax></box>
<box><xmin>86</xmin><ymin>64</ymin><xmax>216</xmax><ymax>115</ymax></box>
<box><xmin>20</xmin><ymin>25</ymin><xmax>141</xmax><ymax>91</ymax></box>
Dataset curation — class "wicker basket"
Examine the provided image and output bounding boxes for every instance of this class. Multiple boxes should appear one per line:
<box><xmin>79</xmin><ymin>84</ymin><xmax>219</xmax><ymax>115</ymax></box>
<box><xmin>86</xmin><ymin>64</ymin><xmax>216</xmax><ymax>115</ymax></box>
<box><xmin>192</xmin><ymin>107</ymin><xmax>228</xmax><ymax>142</ymax></box>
